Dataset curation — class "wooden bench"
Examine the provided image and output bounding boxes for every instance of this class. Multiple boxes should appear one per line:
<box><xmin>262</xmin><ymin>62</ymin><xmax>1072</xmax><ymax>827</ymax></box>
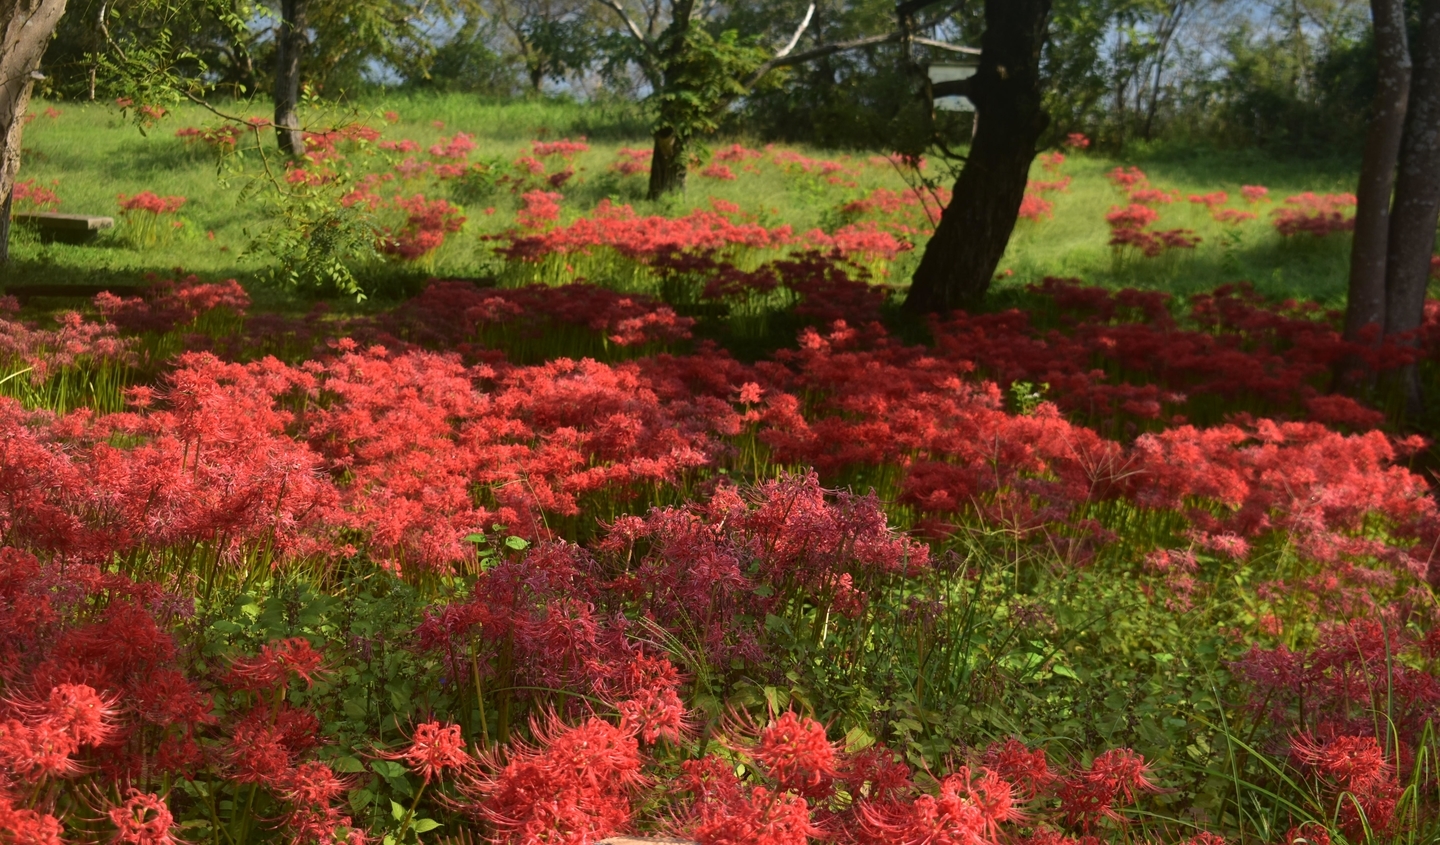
<box><xmin>3</xmin><ymin>283</ymin><xmax>145</xmax><ymax>304</ymax></box>
<box><xmin>13</xmin><ymin>212</ymin><xmax>115</xmax><ymax>244</ymax></box>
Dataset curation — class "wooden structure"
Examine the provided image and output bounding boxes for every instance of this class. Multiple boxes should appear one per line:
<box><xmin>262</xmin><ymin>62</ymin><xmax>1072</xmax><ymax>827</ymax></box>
<box><xmin>13</xmin><ymin>212</ymin><xmax>114</xmax><ymax>244</ymax></box>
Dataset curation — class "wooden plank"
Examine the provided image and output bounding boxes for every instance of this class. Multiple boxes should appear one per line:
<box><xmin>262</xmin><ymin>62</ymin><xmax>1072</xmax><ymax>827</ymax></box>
<box><xmin>13</xmin><ymin>212</ymin><xmax>115</xmax><ymax>231</ymax></box>
<box><xmin>3</xmin><ymin>284</ymin><xmax>145</xmax><ymax>304</ymax></box>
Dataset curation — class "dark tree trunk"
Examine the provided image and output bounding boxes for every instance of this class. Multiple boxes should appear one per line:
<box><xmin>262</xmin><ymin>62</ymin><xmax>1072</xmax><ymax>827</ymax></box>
<box><xmin>0</xmin><ymin>0</ymin><xmax>68</xmax><ymax>265</ymax></box>
<box><xmin>647</xmin><ymin>127</ymin><xmax>686</xmax><ymax>200</ymax></box>
<box><xmin>1337</xmin><ymin>0</ymin><xmax>1411</xmax><ymax>389</ymax></box>
<box><xmin>903</xmin><ymin>0</ymin><xmax>1053</xmax><ymax>314</ymax></box>
<box><xmin>273</xmin><ymin>0</ymin><xmax>307</xmax><ymax>157</ymax></box>
<box><xmin>1383</xmin><ymin>0</ymin><xmax>1440</xmax><ymax>411</ymax></box>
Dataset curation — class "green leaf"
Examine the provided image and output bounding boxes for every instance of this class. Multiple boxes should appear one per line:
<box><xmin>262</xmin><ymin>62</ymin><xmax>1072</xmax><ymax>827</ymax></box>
<box><xmin>504</xmin><ymin>536</ymin><xmax>529</xmax><ymax>551</ymax></box>
<box><xmin>412</xmin><ymin>819</ymin><xmax>442</xmax><ymax>833</ymax></box>
<box><xmin>371</xmin><ymin>760</ymin><xmax>406</xmax><ymax>778</ymax></box>
<box><xmin>464</xmin><ymin>533</ymin><xmax>486</xmax><ymax>544</ymax></box>
<box><xmin>390</xmin><ymin>799</ymin><xmax>406</xmax><ymax>822</ymax></box>
<box><xmin>334</xmin><ymin>756</ymin><xmax>367</xmax><ymax>773</ymax></box>
<box><xmin>348</xmin><ymin>788</ymin><xmax>374</xmax><ymax>813</ymax></box>
<box><xmin>844</xmin><ymin>726</ymin><xmax>875</xmax><ymax>753</ymax></box>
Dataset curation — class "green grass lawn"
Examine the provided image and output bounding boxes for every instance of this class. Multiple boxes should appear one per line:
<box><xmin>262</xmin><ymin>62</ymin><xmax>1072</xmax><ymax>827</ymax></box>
<box><xmin>10</xmin><ymin>92</ymin><xmax>1362</xmax><ymax>308</ymax></box>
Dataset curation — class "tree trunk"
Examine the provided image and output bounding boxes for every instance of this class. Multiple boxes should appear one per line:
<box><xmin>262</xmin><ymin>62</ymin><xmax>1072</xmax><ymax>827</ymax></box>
<box><xmin>903</xmin><ymin>0</ymin><xmax>1053</xmax><ymax>314</ymax></box>
<box><xmin>647</xmin><ymin>127</ymin><xmax>686</xmax><ymax>199</ymax></box>
<box><xmin>1383</xmin><ymin>0</ymin><xmax>1440</xmax><ymax>411</ymax></box>
<box><xmin>273</xmin><ymin>0</ymin><xmax>306</xmax><ymax>157</ymax></box>
<box><xmin>0</xmin><ymin>0</ymin><xmax>68</xmax><ymax>266</ymax></box>
<box><xmin>1336</xmin><ymin>0</ymin><xmax>1411</xmax><ymax>389</ymax></box>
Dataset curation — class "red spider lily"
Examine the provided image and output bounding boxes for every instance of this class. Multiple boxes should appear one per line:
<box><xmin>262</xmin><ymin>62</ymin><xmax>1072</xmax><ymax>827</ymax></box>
<box><xmin>431</xmin><ymin>132</ymin><xmax>477</xmax><ymax>160</ymax></box>
<box><xmin>12</xmin><ymin>179</ymin><xmax>60</xmax><ymax>211</ymax></box>
<box><xmin>381</xmin><ymin>194</ymin><xmax>466</xmax><ymax>260</ymax></box>
<box><xmin>612</xmin><ymin>147</ymin><xmax>651</xmax><ymax>176</ymax></box>
<box><xmin>1272</xmin><ymin>193</ymin><xmax>1356</xmax><ymax>238</ymax></box>
<box><xmin>1019</xmin><ymin>193</ymin><xmax>1054</xmax><ymax>221</ymax></box>
<box><xmin>1129</xmin><ymin>187</ymin><xmax>1178</xmax><ymax>205</ymax></box>
<box><xmin>1290</xmin><ymin>733</ymin><xmax>1392</xmax><ymax>793</ymax></box>
<box><xmin>39</xmin><ymin>683</ymin><xmax>118</xmax><ymax>747</ymax></box>
<box><xmin>616</xmin><ymin>685</ymin><xmax>688</xmax><ymax>746</ymax></box>
<box><xmin>1028</xmin><ymin>176</ymin><xmax>1071</xmax><ymax>193</ymax></box>
<box><xmin>1064</xmin><ymin>132</ymin><xmax>1090</xmax><ymax>148</ymax></box>
<box><xmin>281</xmin><ymin>760</ymin><xmax>352</xmax><ymax>806</ymax></box>
<box><xmin>174</xmin><ymin>124</ymin><xmax>244</xmax><ymax>152</ymax></box>
<box><xmin>108</xmin><ymin>790</ymin><xmax>176</xmax><ymax>845</ymax></box>
<box><xmin>0</xmin><ymin>718</ymin><xmax>81</xmax><ymax>779</ymax></box>
<box><xmin>516</xmin><ymin>190</ymin><xmax>563</xmax><ymax>230</ymax></box>
<box><xmin>692</xmin><ymin>786</ymin><xmax>818</xmax><ymax>845</ymax></box>
<box><xmin>983</xmin><ymin>738</ymin><xmax>1056</xmax><ymax>800</ymax></box>
<box><xmin>1056</xmin><ymin>749</ymin><xmax>1159</xmax><ymax>831</ymax></box>
<box><xmin>227</xmin><ymin>638</ymin><xmax>328</xmax><ymax>692</ymax></box>
<box><xmin>1241</xmin><ymin>184</ymin><xmax>1270</xmax><ymax>202</ymax></box>
<box><xmin>458</xmin><ymin>714</ymin><xmax>646</xmax><ymax>845</ymax></box>
<box><xmin>117</xmin><ymin>192</ymin><xmax>185</xmax><ymax>215</ymax></box>
<box><xmin>750</xmin><ymin>712</ymin><xmax>839</xmax><ymax>800</ymax></box>
<box><xmin>1106</xmin><ymin>166</ymin><xmax>1147</xmax><ymax>190</ymax></box>
<box><xmin>0</xmin><ymin>795</ymin><xmax>64</xmax><ymax>845</ymax></box>
<box><xmin>532</xmin><ymin>138</ymin><xmax>589</xmax><ymax>158</ymax></box>
<box><xmin>379</xmin><ymin>721</ymin><xmax>473</xmax><ymax>782</ymax></box>
<box><xmin>701</xmin><ymin>163</ymin><xmax>738</xmax><ymax>181</ymax></box>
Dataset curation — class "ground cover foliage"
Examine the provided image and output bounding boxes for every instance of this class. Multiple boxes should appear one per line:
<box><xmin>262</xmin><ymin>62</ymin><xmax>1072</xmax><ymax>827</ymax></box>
<box><xmin>4</xmin><ymin>99</ymin><xmax>1440</xmax><ymax>845</ymax></box>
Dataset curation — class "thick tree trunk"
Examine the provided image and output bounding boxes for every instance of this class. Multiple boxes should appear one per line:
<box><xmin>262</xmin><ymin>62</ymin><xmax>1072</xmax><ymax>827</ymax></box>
<box><xmin>903</xmin><ymin>0</ymin><xmax>1053</xmax><ymax>314</ymax></box>
<box><xmin>0</xmin><ymin>0</ymin><xmax>68</xmax><ymax>266</ymax></box>
<box><xmin>1336</xmin><ymin>0</ymin><xmax>1411</xmax><ymax>388</ymax></box>
<box><xmin>647</xmin><ymin>127</ymin><xmax>686</xmax><ymax>200</ymax></box>
<box><xmin>273</xmin><ymin>0</ymin><xmax>306</xmax><ymax>157</ymax></box>
<box><xmin>1383</xmin><ymin>0</ymin><xmax>1440</xmax><ymax>411</ymax></box>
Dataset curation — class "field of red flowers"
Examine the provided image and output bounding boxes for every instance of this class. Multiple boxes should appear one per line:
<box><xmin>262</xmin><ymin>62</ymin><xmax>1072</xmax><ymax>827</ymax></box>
<box><xmin>3</xmin><ymin>119</ymin><xmax>1439</xmax><ymax>845</ymax></box>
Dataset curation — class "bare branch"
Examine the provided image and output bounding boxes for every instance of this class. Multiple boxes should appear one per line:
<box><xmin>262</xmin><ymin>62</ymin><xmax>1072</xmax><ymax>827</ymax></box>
<box><xmin>775</xmin><ymin>3</ymin><xmax>816</xmax><ymax>59</ymax></box>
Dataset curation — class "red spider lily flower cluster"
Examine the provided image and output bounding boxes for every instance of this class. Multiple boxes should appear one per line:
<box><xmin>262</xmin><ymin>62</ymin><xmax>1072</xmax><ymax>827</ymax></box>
<box><xmin>458</xmin><ymin>714</ymin><xmax>646</xmax><ymax>843</ymax></box>
<box><xmin>94</xmin><ymin>274</ymin><xmax>249</xmax><ymax>334</ymax></box>
<box><xmin>1241</xmin><ymin>184</ymin><xmax>1270</xmax><ymax>202</ymax></box>
<box><xmin>837</xmin><ymin>186</ymin><xmax>949</xmax><ymax>238</ymax></box>
<box><xmin>395</xmin><ymin>279</ymin><xmax>695</xmax><ymax>349</ymax></box>
<box><xmin>379</xmin><ymin>720</ymin><xmax>473</xmax><ymax>782</ymax></box>
<box><xmin>379</xmin><ymin>194</ymin><xmax>467</xmax><ymax>260</ymax></box>
<box><xmin>12</xmin><ymin>179</ymin><xmax>60</xmax><ymax>211</ymax></box>
<box><xmin>1272</xmin><ymin>192</ymin><xmax>1357</xmax><ymax>238</ymax></box>
<box><xmin>175</xmin><ymin>124</ymin><xmax>245</xmax><ymax>151</ymax></box>
<box><xmin>0</xmin><ymin>309</ymin><xmax>134</xmax><ymax>384</ymax></box>
<box><xmin>700</xmin><ymin>163</ymin><xmax>738</xmax><ymax>180</ymax></box>
<box><xmin>117</xmin><ymin>192</ymin><xmax>186</xmax><ymax>215</ymax></box>
<box><xmin>1064</xmin><ymin>132</ymin><xmax>1091</xmax><ymax>148</ymax></box>
<box><xmin>531</xmin><ymin>138</ymin><xmax>589</xmax><ymax>159</ymax></box>
<box><xmin>1106</xmin><ymin>203</ymin><xmax>1200</xmax><ymax>257</ymax></box>
<box><xmin>1106</xmin><ymin>166</ymin><xmax>1147</xmax><ymax>190</ymax></box>
<box><xmin>1019</xmin><ymin>193</ymin><xmax>1055</xmax><ymax>222</ymax></box>
<box><xmin>611</xmin><ymin>147</ymin><xmax>651</xmax><ymax>176</ymax></box>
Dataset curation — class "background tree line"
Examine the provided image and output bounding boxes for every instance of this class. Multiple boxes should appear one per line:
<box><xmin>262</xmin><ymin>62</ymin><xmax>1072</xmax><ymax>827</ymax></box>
<box><xmin>38</xmin><ymin>0</ymin><xmax>1379</xmax><ymax>157</ymax></box>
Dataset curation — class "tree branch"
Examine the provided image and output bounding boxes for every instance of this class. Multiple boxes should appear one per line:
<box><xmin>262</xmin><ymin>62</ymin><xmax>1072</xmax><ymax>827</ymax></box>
<box><xmin>745</xmin><ymin>30</ymin><xmax>974</xmax><ymax>88</ymax></box>
<box><xmin>746</xmin><ymin>31</ymin><xmax>897</xmax><ymax>87</ymax></box>
<box><xmin>913</xmin><ymin>36</ymin><xmax>979</xmax><ymax>55</ymax></box>
<box><xmin>775</xmin><ymin>3</ymin><xmax>816</xmax><ymax>59</ymax></box>
<box><xmin>592</xmin><ymin>0</ymin><xmax>658</xmax><ymax>58</ymax></box>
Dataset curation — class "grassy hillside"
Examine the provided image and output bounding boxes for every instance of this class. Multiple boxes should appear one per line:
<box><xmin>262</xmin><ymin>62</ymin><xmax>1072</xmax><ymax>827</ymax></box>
<box><xmin>12</xmin><ymin>93</ymin><xmax>1361</xmax><ymax>306</ymax></box>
